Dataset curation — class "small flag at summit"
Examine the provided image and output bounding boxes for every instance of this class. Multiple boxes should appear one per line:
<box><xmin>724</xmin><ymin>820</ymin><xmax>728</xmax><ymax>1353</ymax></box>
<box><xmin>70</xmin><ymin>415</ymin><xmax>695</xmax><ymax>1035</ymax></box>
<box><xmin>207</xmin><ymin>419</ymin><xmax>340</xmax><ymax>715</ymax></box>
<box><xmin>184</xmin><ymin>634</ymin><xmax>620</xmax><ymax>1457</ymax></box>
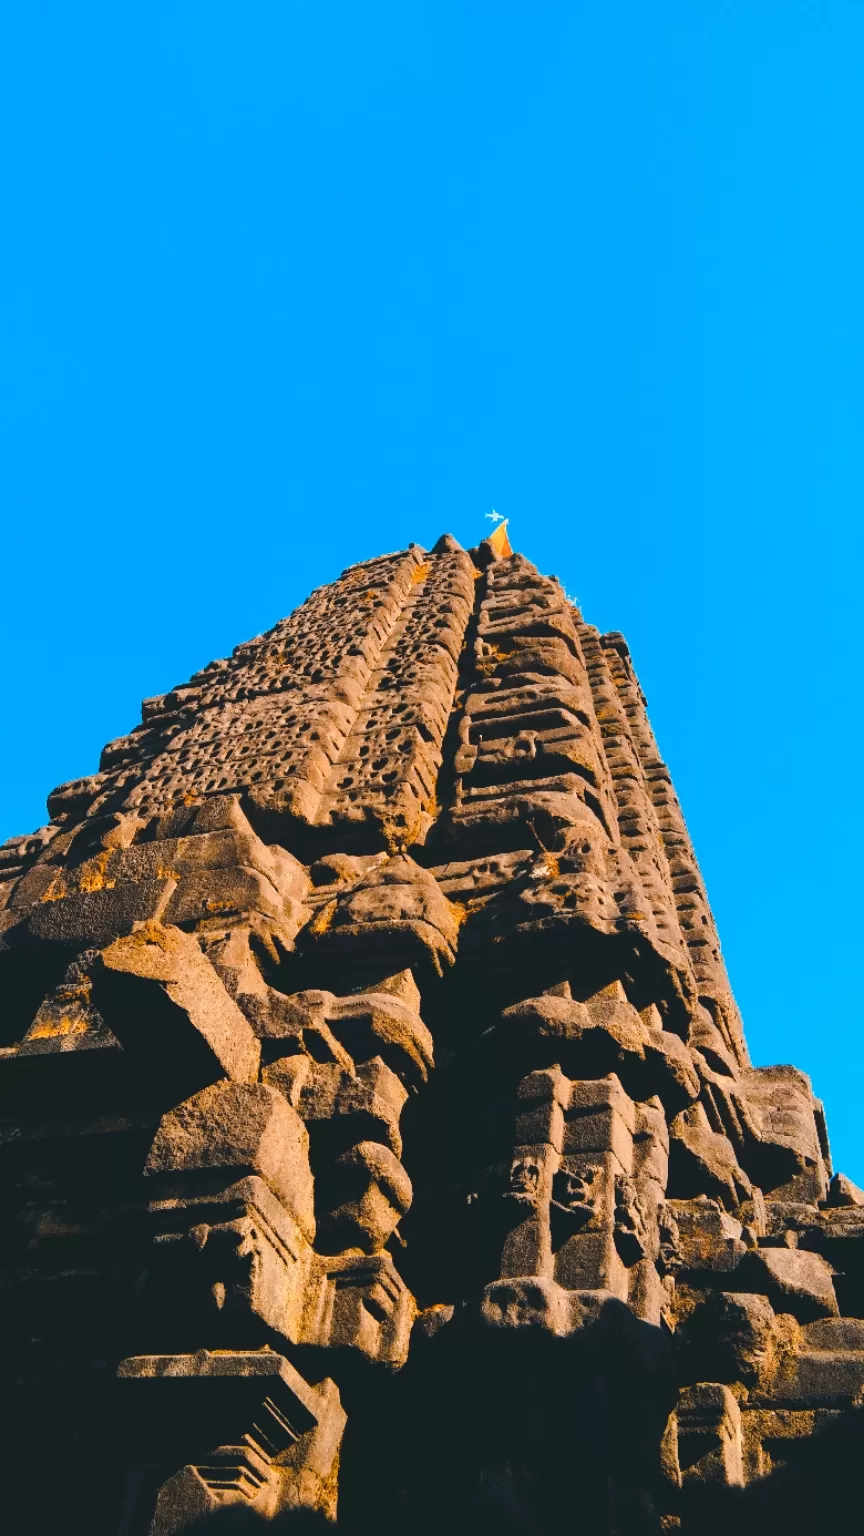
<box><xmin>487</xmin><ymin>518</ymin><xmax>512</xmax><ymax>558</ymax></box>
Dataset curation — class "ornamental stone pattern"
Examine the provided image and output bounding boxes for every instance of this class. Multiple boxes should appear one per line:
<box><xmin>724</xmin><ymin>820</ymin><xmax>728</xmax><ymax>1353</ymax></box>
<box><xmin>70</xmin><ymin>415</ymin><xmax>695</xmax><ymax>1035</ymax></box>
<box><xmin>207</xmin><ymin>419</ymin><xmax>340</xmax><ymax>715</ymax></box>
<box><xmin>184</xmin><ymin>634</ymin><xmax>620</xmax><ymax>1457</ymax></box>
<box><xmin>1</xmin><ymin>532</ymin><xmax>861</xmax><ymax>1534</ymax></box>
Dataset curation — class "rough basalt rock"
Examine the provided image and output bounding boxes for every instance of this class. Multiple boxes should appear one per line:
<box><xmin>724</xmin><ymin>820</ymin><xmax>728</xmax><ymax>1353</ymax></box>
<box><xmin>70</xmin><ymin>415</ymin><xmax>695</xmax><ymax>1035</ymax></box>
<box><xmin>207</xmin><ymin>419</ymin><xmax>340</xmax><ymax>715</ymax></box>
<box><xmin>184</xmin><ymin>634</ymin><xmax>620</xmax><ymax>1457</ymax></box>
<box><xmin>0</xmin><ymin>535</ymin><xmax>859</xmax><ymax>1534</ymax></box>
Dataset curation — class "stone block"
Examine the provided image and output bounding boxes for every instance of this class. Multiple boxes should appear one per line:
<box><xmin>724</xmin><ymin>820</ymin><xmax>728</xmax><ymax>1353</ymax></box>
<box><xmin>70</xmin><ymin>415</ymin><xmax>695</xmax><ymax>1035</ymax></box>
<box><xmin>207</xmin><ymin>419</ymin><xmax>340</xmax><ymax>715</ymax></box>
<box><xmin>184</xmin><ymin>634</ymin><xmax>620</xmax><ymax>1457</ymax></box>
<box><xmin>303</xmin><ymin>1251</ymin><xmax>416</xmax><ymax>1364</ymax></box>
<box><xmin>675</xmin><ymin>1383</ymin><xmax>744</xmax><ymax>1487</ymax></box>
<box><xmin>146</xmin><ymin>1081</ymin><xmax>315</xmax><ymax>1240</ymax></box>
<box><xmin>92</xmin><ymin>922</ymin><xmax>260</xmax><ymax>1086</ymax></box>
<box><xmin>148</xmin><ymin>1174</ymin><xmax>314</xmax><ymax>1341</ymax></box>
<box><xmin>320</xmin><ymin>1138</ymin><xmax>412</xmax><ymax>1252</ymax></box>
<box><xmin>28</xmin><ymin>877</ymin><xmax>176</xmax><ymax>947</ymax></box>
<box><xmin>117</xmin><ymin>1350</ymin><xmax>345</xmax><ymax>1529</ymax></box>
<box><xmin>732</xmin><ymin>1247</ymin><xmax>838</xmax><ymax>1321</ymax></box>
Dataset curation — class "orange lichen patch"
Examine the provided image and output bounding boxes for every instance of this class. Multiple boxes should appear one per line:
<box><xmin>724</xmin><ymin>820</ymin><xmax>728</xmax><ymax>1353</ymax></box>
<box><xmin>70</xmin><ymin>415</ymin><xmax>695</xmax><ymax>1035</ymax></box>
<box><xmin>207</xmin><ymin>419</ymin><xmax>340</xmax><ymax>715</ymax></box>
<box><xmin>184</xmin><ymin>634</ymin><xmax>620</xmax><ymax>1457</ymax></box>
<box><xmin>309</xmin><ymin>899</ymin><xmax>337</xmax><ymax>936</ymax></box>
<box><xmin>28</xmin><ymin>971</ymin><xmax>94</xmax><ymax>1039</ymax></box>
<box><xmin>667</xmin><ymin>1285</ymin><xmax>701</xmax><ymax>1330</ymax></box>
<box><xmin>28</xmin><ymin>1010</ymin><xmax>90</xmax><ymax>1040</ymax></box>
<box><xmin>382</xmin><ymin>818</ymin><xmax>409</xmax><ymax>856</ymax></box>
<box><xmin>542</xmin><ymin>853</ymin><xmax>561</xmax><ymax>880</ymax></box>
<box><xmin>446</xmin><ymin>899</ymin><xmax>469</xmax><ymax>930</ymax></box>
<box><xmin>410</xmin><ymin>563</ymin><xmax>430</xmax><ymax>584</ymax></box>
<box><xmin>379</xmin><ymin>796</ymin><xmax>434</xmax><ymax>853</ymax></box>
<box><xmin>77</xmin><ymin>852</ymin><xmax>116</xmax><ymax>893</ymax></box>
<box><xmin>383</xmin><ymin>794</ymin><xmax>439</xmax><ymax>853</ymax></box>
<box><xmin>39</xmin><ymin>854</ymin><xmax>118</xmax><ymax>899</ymax></box>
<box><xmin>129</xmin><ymin>922</ymin><xmax>171</xmax><ymax>951</ymax></box>
<box><xmin>476</xmin><ymin>642</ymin><xmax>513</xmax><ymax>677</ymax></box>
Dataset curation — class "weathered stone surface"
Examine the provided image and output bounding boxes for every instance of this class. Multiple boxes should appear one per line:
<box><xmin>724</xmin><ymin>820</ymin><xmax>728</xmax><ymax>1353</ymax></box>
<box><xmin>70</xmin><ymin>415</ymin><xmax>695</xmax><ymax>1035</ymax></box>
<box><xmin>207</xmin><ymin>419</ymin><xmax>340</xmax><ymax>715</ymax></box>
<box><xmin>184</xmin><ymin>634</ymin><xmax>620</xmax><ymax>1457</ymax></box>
<box><xmin>93</xmin><ymin>922</ymin><xmax>261</xmax><ymax>1085</ymax></box>
<box><xmin>671</xmin><ymin>1382</ymin><xmax>745</xmax><ymax>1487</ymax></box>
<box><xmin>733</xmin><ymin>1247</ymin><xmax>839</xmax><ymax>1321</ymax></box>
<box><xmin>0</xmin><ymin>534</ymin><xmax>858</xmax><ymax>1534</ymax></box>
<box><xmin>118</xmin><ymin>1351</ymin><xmax>345</xmax><ymax>1528</ymax></box>
<box><xmin>826</xmin><ymin>1170</ymin><xmax>864</xmax><ymax>1207</ymax></box>
<box><xmin>303</xmin><ymin>851</ymin><xmax>460</xmax><ymax>977</ymax></box>
<box><xmin>146</xmin><ymin>1081</ymin><xmax>315</xmax><ymax>1239</ymax></box>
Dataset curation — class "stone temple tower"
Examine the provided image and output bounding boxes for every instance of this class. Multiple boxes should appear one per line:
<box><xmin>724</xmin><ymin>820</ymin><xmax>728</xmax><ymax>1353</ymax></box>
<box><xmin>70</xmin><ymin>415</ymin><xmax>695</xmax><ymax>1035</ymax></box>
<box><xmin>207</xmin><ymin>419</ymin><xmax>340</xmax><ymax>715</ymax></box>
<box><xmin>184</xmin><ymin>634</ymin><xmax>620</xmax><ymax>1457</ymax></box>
<box><xmin>1</xmin><ymin>531</ymin><xmax>862</xmax><ymax>1534</ymax></box>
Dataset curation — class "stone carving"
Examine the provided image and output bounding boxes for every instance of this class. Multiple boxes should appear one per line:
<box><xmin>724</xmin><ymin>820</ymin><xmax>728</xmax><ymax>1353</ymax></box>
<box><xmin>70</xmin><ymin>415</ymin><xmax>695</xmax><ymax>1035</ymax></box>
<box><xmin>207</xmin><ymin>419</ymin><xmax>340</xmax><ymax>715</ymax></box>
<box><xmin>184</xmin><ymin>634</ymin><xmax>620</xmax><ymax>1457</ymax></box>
<box><xmin>551</xmin><ymin>1163</ymin><xmax>598</xmax><ymax>1223</ymax></box>
<box><xmin>117</xmin><ymin>1350</ymin><xmax>345</xmax><ymax>1530</ymax></box>
<box><xmin>0</xmin><ymin>532</ymin><xmax>860</xmax><ymax>1533</ymax></box>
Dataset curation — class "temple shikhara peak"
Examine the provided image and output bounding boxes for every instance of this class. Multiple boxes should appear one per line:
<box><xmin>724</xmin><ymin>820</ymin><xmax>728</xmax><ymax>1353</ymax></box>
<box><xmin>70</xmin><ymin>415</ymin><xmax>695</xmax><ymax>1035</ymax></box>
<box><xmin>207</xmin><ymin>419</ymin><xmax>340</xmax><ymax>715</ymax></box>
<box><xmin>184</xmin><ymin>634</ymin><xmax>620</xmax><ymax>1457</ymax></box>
<box><xmin>1</xmin><ymin>533</ymin><xmax>861</xmax><ymax>1534</ymax></box>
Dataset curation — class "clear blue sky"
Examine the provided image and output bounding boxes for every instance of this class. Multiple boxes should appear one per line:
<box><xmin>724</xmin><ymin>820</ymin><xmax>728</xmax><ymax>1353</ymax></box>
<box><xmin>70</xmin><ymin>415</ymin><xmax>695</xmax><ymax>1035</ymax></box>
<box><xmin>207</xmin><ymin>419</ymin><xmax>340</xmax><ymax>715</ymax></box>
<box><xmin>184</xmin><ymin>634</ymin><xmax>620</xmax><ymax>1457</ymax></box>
<box><xmin>2</xmin><ymin>4</ymin><xmax>862</xmax><ymax>1176</ymax></box>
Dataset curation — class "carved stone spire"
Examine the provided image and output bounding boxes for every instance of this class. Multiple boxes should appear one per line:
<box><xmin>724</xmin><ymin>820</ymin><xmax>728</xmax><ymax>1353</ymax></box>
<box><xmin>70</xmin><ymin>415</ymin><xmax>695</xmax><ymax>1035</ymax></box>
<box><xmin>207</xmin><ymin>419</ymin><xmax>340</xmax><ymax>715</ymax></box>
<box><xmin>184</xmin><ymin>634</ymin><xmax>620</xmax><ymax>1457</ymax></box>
<box><xmin>0</xmin><ymin>536</ymin><xmax>858</xmax><ymax>1534</ymax></box>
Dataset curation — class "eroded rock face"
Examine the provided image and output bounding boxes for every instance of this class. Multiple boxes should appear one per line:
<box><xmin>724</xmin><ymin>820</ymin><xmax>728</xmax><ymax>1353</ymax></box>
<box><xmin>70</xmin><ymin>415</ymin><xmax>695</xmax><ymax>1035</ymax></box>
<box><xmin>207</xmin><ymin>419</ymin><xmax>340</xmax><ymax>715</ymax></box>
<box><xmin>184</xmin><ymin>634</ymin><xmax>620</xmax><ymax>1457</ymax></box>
<box><xmin>0</xmin><ymin>536</ymin><xmax>859</xmax><ymax>1535</ymax></box>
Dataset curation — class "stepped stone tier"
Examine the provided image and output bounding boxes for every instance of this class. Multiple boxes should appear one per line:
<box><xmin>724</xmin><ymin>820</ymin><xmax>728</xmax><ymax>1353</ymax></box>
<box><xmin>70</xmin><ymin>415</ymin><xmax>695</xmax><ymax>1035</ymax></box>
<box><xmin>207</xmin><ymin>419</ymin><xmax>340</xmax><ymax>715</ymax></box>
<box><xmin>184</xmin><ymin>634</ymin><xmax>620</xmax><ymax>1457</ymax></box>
<box><xmin>1</xmin><ymin>528</ymin><xmax>862</xmax><ymax>1534</ymax></box>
